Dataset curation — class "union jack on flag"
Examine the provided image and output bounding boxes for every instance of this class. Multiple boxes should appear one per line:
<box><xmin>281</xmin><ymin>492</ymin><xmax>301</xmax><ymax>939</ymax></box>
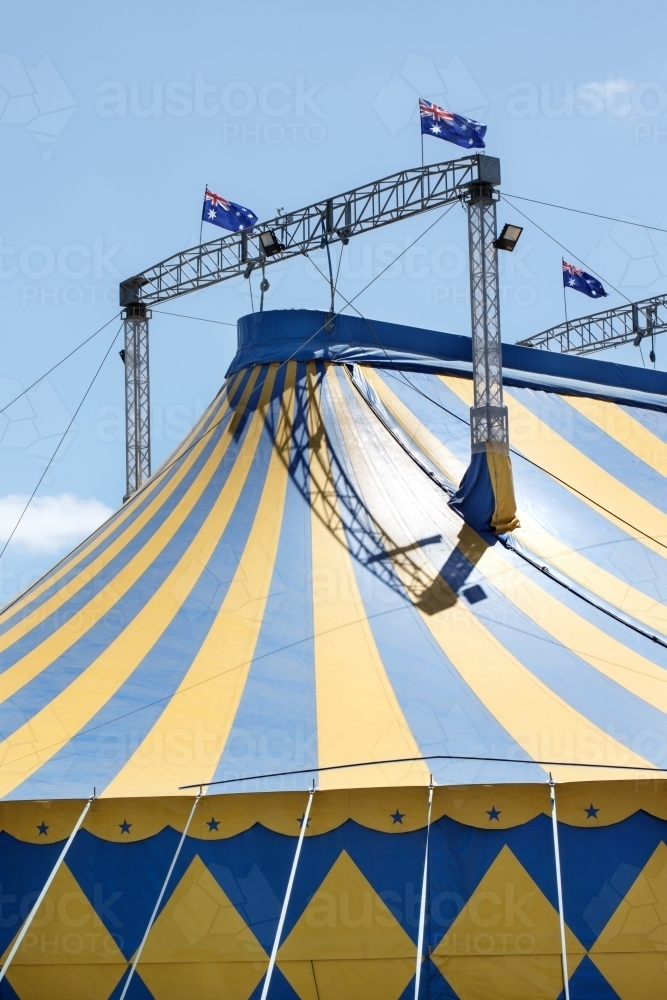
<box><xmin>202</xmin><ymin>188</ymin><xmax>258</xmax><ymax>233</ymax></box>
<box><xmin>562</xmin><ymin>259</ymin><xmax>607</xmax><ymax>299</ymax></box>
<box><xmin>419</xmin><ymin>98</ymin><xmax>486</xmax><ymax>149</ymax></box>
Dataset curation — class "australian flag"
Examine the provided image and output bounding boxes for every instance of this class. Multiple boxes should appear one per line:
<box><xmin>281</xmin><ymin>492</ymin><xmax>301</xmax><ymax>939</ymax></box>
<box><xmin>562</xmin><ymin>260</ymin><xmax>607</xmax><ymax>299</ymax></box>
<box><xmin>202</xmin><ymin>188</ymin><xmax>258</xmax><ymax>233</ymax></box>
<box><xmin>419</xmin><ymin>98</ymin><xmax>486</xmax><ymax>149</ymax></box>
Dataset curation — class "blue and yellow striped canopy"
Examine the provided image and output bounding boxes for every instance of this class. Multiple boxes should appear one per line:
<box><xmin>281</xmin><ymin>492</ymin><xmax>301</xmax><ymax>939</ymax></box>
<box><xmin>2</xmin><ymin>309</ymin><xmax>667</xmax><ymax>800</ymax></box>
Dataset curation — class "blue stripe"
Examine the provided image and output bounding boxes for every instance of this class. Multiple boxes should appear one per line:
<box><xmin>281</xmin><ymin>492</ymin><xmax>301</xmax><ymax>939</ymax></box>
<box><xmin>8</xmin><ymin>367</ymin><xmax>287</xmax><ymax>798</ymax></box>
<box><xmin>621</xmin><ymin>402</ymin><xmax>667</xmax><ymax>445</ymax></box>
<box><xmin>212</xmin><ymin>363</ymin><xmax>317</xmax><ymax>792</ymax></box>
<box><xmin>0</xmin><ymin>368</ymin><xmax>272</xmax><ymax>745</ymax></box>
<box><xmin>0</xmin><ymin>371</ymin><xmax>252</xmax><ymax>639</ymax></box>
<box><xmin>321</xmin><ymin>369</ymin><xmax>545</xmax><ymax>784</ymax></box>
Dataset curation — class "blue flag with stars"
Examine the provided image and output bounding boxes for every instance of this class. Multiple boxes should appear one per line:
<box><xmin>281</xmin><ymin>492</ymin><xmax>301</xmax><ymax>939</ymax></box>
<box><xmin>419</xmin><ymin>98</ymin><xmax>486</xmax><ymax>149</ymax></box>
<box><xmin>563</xmin><ymin>259</ymin><xmax>607</xmax><ymax>299</ymax></box>
<box><xmin>202</xmin><ymin>188</ymin><xmax>258</xmax><ymax>233</ymax></box>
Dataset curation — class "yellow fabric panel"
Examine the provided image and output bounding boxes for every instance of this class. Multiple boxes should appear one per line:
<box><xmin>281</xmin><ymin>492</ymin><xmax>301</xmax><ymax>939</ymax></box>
<box><xmin>443</xmin><ymin>375</ymin><xmax>667</xmax><ymax>554</ymax></box>
<box><xmin>309</xmin><ymin>365</ymin><xmax>428</xmax><ymax>789</ymax></box>
<box><xmin>349</xmin><ymin>786</ymin><xmax>432</xmax><ymax>832</ymax></box>
<box><xmin>361</xmin><ymin>366</ymin><xmax>467</xmax><ymax>484</ymax></box>
<box><xmin>280</xmin><ymin>959</ymin><xmax>417</xmax><ymax>1000</ymax></box>
<box><xmin>137</xmin><ymin>963</ymin><xmax>268</xmax><ymax>1000</ymax></box>
<box><xmin>0</xmin><ymin>369</ymin><xmax>260</xmax><ymax>707</ymax></box>
<box><xmin>555</xmin><ymin>780</ymin><xmax>667</xmax><ymax>826</ymax></box>
<box><xmin>486</xmin><ymin>446</ymin><xmax>520</xmax><ymax>533</ymax></box>
<box><xmin>590</xmin><ymin>841</ymin><xmax>667</xmax><ymax>999</ymax></box>
<box><xmin>563</xmin><ymin>393</ymin><xmax>667</xmax><ymax>480</ymax></box>
<box><xmin>6</xmin><ymin>964</ymin><xmax>127</xmax><ymax>1000</ymax></box>
<box><xmin>0</xmin><ymin>369</ymin><xmax>245</xmax><ymax>631</ymax></box>
<box><xmin>103</xmin><ymin>364</ymin><xmax>296</xmax><ymax>797</ymax></box>
<box><xmin>330</xmin><ymin>373</ymin><xmax>650</xmax><ymax>782</ymax></box>
<box><xmin>0</xmin><ymin>798</ymin><xmax>85</xmax><ymax>843</ymax></box>
<box><xmin>0</xmin><ymin>369</ymin><xmax>277</xmax><ymax>798</ymax></box>
<box><xmin>278</xmin><ymin>849</ymin><xmax>416</xmax><ymax>961</ymax></box>
<box><xmin>513</xmin><ymin>515</ymin><xmax>667</xmax><ymax>637</ymax></box>
<box><xmin>138</xmin><ymin>855</ymin><xmax>267</xmax><ymax>963</ymax></box>
<box><xmin>433</xmin><ymin>845</ymin><xmax>584</xmax><ymax>1000</ymax></box>
<box><xmin>473</xmin><ymin>540</ymin><xmax>667</xmax><ymax>738</ymax></box>
<box><xmin>1</xmin><ymin>861</ymin><xmax>126</xmax><ymax>966</ymax></box>
<box><xmin>432</xmin><ymin>784</ymin><xmax>551</xmax><ymax>829</ymax></box>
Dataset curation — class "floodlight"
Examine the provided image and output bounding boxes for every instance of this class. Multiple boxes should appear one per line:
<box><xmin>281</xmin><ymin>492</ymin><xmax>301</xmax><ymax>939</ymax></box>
<box><xmin>259</xmin><ymin>230</ymin><xmax>284</xmax><ymax>257</ymax></box>
<box><xmin>493</xmin><ymin>223</ymin><xmax>523</xmax><ymax>252</ymax></box>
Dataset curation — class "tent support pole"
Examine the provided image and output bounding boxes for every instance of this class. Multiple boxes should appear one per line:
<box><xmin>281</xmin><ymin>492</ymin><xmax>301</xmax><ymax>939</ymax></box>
<box><xmin>0</xmin><ymin>794</ymin><xmax>95</xmax><ymax>985</ymax></box>
<box><xmin>549</xmin><ymin>775</ymin><xmax>570</xmax><ymax>1000</ymax></box>
<box><xmin>413</xmin><ymin>777</ymin><xmax>434</xmax><ymax>1000</ymax></box>
<box><xmin>260</xmin><ymin>783</ymin><xmax>315</xmax><ymax>1000</ymax></box>
<box><xmin>119</xmin><ymin>790</ymin><xmax>202</xmax><ymax>1000</ymax></box>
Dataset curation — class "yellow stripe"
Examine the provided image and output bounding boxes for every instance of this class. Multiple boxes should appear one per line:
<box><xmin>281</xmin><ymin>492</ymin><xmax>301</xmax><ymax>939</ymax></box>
<box><xmin>0</xmin><ymin>371</ymin><xmax>260</xmax><ymax>702</ymax></box>
<box><xmin>563</xmin><ymin>393</ymin><xmax>667</xmax><ymax>481</ymax></box>
<box><xmin>443</xmin><ymin>375</ymin><xmax>667</xmax><ymax>554</ymax></box>
<box><xmin>329</xmin><ymin>371</ymin><xmax>653</xmax><ymax>782</ymax></box>
<box><xmin>361</xmin><ymin>367</ymin><xmax>467</xmax><ymax>483</ymax></box>
<box><xmin>0</xmin><ymin>371</ymin><xmax>245</xmax><ymax>628</ymax></box>
<box><xmin>471</xmin><ymin>537</ymin><xmax>667</xmax><ymax>720</ymax></box>
<box><xmin>312</xmin><ymin>366</ymin><xmax>429</xmax><ymax>789</ymax></box>
<box><xmin>0</xmin><ymin>368</ymin><xmax>278</xmax><ymax>797</ymax></box>
<box><xmin>103</xmin><ymin>364</ymin><xmax>297</xmax><ymax>797</ymax></box>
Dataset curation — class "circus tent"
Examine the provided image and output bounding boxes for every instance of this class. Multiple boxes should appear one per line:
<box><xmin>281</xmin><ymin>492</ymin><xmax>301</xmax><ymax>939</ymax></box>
<box><xmin>0</xmin><ymin>309</ymin><xmax>665</xmax><ymax>999</ymax></box>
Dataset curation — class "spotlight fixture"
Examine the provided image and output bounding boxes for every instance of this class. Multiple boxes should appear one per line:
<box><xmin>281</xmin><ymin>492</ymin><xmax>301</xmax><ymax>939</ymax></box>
<box><xmin>259</xmin><ymin>230</ymin><xmax>284</xmax><ymax>257</ymax></box>
<box><xmin>493</xmin><ymin>223</ymin><xmax>523</xmax><ymax>252</ymax></box>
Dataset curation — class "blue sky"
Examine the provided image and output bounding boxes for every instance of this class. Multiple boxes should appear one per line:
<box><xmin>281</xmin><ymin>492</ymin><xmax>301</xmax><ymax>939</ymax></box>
<box><xmin>2</xmin><ymin>0</ymin><xmax>667</xmax><ymax>597</ymax></box>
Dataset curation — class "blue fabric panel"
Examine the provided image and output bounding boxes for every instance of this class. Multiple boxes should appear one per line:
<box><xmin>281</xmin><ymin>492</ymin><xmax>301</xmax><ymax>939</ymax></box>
<box><xmin>0</xmin><ymin>979</ymin><xmax>22</xmax><ymax>1000</ymax></box>
<box><xmin>622</xmin><ymin>402</ymin><xmax>667</xmax><ymax>443</ymax></box>
<box><xmin>566</xmin><ymin>956</ymin><xmax>622</xmax><ymax>1000</ymax></box>
<box><xmin>229</xmin><ymin>310</ymin><xmax>667</xmax><ymax>398</ymax></box>
<box><xmin>558</xmin><ymin>810</ymin><xmax>667</xmax><ymax>950</ymax></box>
<box><xmin>109</xmin><ymin>971</ymin><xmax>155</xmax><ymax>1000</ymax></box>
<box><xmin>427</xmin><ymin>814</ymin><xmax>559</xmax><ymax>945</ymax></box>
<box><xmin>11</xmin><ymin>369</ymin><xmax>287</xmax><ymax>799</ymax></box>
<box><xmin>448</xmin><ymin>452</ymin><xmax>496</xmax><ymax>534</ymax></box>
<box><xmin>321</xmin><ymin>372</ymin><xmax>542</xmax><ymax>785</ymax></box>
<box><xmin>0</xmin><ymin>833</ymin><xmax>63</xmax><ymax>956</ymax></box>
<box><xmin>248</xmin><ymin>966</ymin><xmax>301</xmax><ymax>1000</ymax></box>
<box><xmin>212</xmin><ymin>364</ymin><xmax>318</xmax><ymax>792</ymax></box>
<box><xmin>426</xmin><ymin>960</ymin><xmax>460</xmax><ymax>1000</ymax></box>
<box><xmin>508</xmin><ymin>386</ymin><xmax>667</xmax><ymax>514</ymax></box>
<box><xmin>0</xmin><ymin>368</ymin><xmax>272</xmax><ymax>752</ymax></box>
<box><xmin>281</xmin><ymin>819</ymin><xmax>425</xmax><ymax>945</ymax></box>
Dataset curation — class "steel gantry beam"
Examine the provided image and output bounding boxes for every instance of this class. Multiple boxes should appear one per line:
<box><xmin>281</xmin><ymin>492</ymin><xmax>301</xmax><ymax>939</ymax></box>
<box><xmin>119</xmin><ymin>153</ymin><xmax>502</xmax><ymax>499</ymax></box>
<box><xmin>517</xmin><ymin>292</ymin><xmax>667</xmax><ymax>355</ymax></box>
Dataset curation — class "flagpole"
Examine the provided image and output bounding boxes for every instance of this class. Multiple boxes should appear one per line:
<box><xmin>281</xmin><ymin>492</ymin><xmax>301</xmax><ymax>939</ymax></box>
<box><xmin>199</xmin><ymin>184</ymin><xmax>206</xmax><ymax>245</ymax></box>
<box><xmin>562</xmin><ymin>260</ymin><xmax>570</xmax><ymax>350</ymax></box>
<box><xmin>421</xmin><ymin>129</ymin><xmax>424</xmax><ymax>168</ymax></box>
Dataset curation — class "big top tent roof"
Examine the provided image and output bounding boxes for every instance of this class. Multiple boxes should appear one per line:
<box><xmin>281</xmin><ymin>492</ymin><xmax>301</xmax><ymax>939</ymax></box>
<box><xmin>2</xmin><ymin>308</ymin><xmax>667</xmax><ymax>801</ymax></box>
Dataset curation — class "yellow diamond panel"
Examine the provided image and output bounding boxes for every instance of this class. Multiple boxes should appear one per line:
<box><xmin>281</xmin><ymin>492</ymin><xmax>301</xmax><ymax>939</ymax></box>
<box><xmin>590</xmin><ymin>840</ymin><xmax>667</xmax><ymax>1000</ymax></box>
<box><xmin>432</xmin><ymin>846</ymin><xmax>584</xmax><ymax>1000</ymax></box>
<box><xmin>278</xmin><ymin>849</ymin><xmax>417</xmax><ymax>1000</ymax></box>
<box><xmin>1</xmin><ymin>861</ymin><xmax>126</xmax><ymax>1000</ymax></box>
<box><xmin>135</xmin><ymin>854</ymin><xmax>268</xmax><ymax>1000</ymax></box>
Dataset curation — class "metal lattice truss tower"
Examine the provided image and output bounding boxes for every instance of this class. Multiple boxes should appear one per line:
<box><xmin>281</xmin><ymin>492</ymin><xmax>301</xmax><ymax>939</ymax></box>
<box><xmin>123</xmin><ymin>305</ymin><xmax>151</xmax><ymax>500</ymax></box>
<box><xmin>465</xmin><ymin>182</ymin><xmax>508</xmax><ymax>453</ymax></box>
<box><xmin>119</xmin><ymin>154</ymin><xmax>504</xmax><ymax>498</ymax></box>
<box><xmin>517</xmin><ymin>293</ymin><xmax>667</xmax><ymax>355</ymax></box>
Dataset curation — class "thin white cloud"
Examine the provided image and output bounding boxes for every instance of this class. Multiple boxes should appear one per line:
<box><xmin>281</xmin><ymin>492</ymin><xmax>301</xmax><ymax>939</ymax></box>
<box><xmin>0</xmin><ymin>493</ymin><xmax>113</xmax><ymax>554</ymax></box>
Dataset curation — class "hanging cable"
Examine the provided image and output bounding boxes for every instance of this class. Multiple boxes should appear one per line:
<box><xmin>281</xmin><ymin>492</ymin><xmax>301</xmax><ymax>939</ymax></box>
<box><xmin>498</xmin><ymin>195</ymin><xmax>631</xmax><ymax>304</ymax></box>
<box><xmin>502</xmin><ymin>192</ymin><xmax>667</xmax><ymax>236</ymax></box>
<box><xmin>0</xmin><ymin>323</ymin><xmax>122</xmax><ymax>562</ymax></box>
<box><xmin>152</xmin><ymin>309</ymin><xmax>235</xmax><ymax>327</ymax></box>
<box><xmin>0</xmin><ymin>313</ymin><xmax>120</xmax><ymax>416</ymax></box>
